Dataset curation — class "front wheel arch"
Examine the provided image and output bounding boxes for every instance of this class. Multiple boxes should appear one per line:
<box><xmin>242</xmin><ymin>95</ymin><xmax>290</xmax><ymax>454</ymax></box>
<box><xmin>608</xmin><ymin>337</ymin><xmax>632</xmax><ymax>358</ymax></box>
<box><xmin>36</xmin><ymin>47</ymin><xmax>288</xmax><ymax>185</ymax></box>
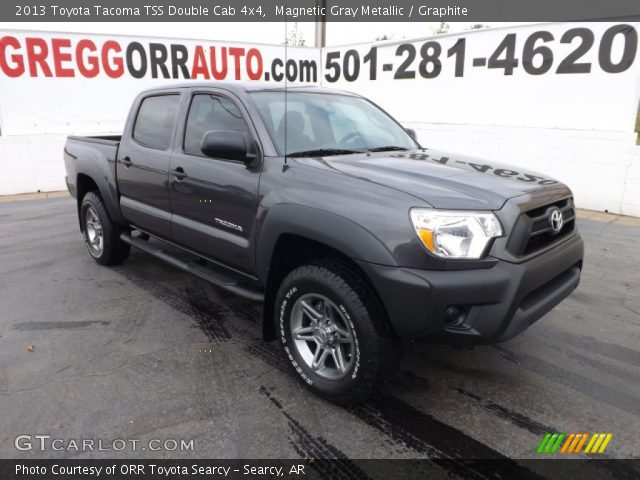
<box><xmin>261</xmin><ymin>235</ymin><xmax>396</xmax><ymax>342</ymax></box>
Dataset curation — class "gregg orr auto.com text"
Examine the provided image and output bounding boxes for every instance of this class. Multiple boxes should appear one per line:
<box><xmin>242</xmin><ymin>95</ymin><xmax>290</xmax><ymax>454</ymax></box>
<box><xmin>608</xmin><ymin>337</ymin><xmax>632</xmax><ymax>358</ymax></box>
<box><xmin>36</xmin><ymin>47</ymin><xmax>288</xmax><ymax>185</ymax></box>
<box><xmin>0</xmin><ymin>35</ymin><xmax>318</xmax><ymax>82</ymax></box>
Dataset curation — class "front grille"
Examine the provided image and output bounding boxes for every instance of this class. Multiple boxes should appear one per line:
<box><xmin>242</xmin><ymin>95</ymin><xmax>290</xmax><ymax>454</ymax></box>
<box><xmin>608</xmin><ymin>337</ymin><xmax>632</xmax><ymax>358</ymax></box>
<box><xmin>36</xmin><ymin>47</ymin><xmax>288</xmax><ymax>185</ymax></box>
<box><xmin>507</xmin><ymin>197</ymin><xmax>576</xmax><ymax>257</ymax></box>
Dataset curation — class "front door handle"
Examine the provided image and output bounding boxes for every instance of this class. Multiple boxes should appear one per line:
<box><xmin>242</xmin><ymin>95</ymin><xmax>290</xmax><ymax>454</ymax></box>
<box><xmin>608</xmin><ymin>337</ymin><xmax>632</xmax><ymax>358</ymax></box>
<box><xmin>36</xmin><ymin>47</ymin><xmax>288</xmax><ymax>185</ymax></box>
<box><xmin>171</xmin><ymin>167</ymin><xmax>187</xmax><ymax>180</ymax></box>
<box><xmin>122</xmin><ymin>157</ymin><xmax>133</xmax><ymax>168</ymax></box>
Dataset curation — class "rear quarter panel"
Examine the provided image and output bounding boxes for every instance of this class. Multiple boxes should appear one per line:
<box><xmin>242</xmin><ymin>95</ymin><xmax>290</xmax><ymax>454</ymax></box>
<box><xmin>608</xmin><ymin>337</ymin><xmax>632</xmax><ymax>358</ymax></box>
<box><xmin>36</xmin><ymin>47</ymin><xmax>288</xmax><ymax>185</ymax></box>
<box><xmin>64</xmin><ymin>137</ymin><xmax>127</xmax><ymax>226</ymax></box>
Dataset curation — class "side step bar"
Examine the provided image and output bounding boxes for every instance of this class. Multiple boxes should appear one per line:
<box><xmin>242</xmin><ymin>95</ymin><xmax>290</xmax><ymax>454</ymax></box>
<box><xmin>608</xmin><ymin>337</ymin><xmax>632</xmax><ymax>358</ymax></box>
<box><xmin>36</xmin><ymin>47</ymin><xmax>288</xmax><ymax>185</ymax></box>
<box><xmin>120</xmin><ymin>233</ymin><xmax>264</xmax><ymax>302</ymax></box>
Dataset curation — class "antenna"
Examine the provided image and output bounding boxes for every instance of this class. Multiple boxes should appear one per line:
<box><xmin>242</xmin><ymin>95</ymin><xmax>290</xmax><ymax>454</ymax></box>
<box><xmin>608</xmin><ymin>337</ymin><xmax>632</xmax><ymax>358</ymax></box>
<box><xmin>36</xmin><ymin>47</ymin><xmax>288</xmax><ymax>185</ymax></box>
<box><xmin>284</xmin><ymin>20</ymin><xmax>288</xmax><ymax>164</ymax></box>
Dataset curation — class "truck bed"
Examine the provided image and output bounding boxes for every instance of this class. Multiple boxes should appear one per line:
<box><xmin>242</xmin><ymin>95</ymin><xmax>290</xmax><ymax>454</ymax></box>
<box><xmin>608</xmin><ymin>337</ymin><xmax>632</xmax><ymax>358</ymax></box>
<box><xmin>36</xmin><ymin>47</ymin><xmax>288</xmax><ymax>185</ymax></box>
<box><xmin>64</xmin><ymin>135</ymin><xmax>123</xmax><ymax>214</ymax></box>
<box><xmin>67</xmin><ymin>135</ymin><xmax>122</xmax><ymax>146</ymax></box>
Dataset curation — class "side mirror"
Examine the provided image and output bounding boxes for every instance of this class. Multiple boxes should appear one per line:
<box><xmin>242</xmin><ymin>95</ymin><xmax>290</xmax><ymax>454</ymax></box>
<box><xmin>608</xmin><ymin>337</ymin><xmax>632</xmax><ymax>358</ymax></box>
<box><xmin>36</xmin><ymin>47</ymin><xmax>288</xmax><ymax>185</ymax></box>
<box><xmin>200</xmin><ymin>130</ymin><xmax>248</xmax><ymax>161</ymax></box>
<box><xmin>406</xmin><ymin>128</ymin><xmax>418</xmax><ymax>141</ymax></box>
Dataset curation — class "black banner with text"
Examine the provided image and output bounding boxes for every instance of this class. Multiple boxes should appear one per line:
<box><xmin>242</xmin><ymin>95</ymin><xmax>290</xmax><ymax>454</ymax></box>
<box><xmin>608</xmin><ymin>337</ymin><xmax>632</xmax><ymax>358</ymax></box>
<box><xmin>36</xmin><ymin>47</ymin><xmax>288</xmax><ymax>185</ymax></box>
<box><xmin>2</xmin><ymin>0</ymin><xmax>640</xmax><ymax>22</ymax></box>
<box><xmin>2</xmin><ymin>459</ymin><xmax>640</xmax><ymax>480</ymax></box>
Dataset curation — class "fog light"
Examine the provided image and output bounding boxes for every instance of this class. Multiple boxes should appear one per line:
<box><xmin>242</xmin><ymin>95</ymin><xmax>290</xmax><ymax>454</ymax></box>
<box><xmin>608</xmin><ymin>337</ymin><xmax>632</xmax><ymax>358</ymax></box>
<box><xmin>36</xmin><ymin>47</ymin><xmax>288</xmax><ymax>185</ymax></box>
<box><xmin>445</xmin><ymin>306</ymin><xmax>466</xmax><ymax>327</ymax></box>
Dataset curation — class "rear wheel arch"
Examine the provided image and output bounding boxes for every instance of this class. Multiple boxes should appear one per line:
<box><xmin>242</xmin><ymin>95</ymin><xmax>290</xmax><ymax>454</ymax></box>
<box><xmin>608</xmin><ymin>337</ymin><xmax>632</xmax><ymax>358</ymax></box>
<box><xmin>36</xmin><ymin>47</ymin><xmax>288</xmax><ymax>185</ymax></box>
<box><xmin>75</xmin><ymin>172</ymin><xmax>127</xmax><ymax>230</ymax></box>
<box><xmin>76</xmin><ymin>173</ymin><xmax>100</xmax><ymax>231</ymax></box>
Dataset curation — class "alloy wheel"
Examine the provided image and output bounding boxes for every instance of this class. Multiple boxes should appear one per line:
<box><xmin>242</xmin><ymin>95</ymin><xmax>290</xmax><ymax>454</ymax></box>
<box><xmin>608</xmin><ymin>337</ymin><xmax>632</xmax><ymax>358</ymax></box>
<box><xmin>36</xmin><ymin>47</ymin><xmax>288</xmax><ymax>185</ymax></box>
<box><xmin>290</xmin><ymin>293</ymin><xmax>355</xmax><ymax>380</ymax></box>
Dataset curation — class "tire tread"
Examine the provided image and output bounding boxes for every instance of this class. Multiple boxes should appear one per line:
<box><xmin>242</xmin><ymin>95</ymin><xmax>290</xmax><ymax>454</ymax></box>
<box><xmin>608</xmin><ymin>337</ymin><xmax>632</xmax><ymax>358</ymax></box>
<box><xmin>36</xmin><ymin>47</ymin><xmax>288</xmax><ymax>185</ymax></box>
<box><xmin>81</xmin><ymin>192</ymin><xmax>130</xmax><ymax>265</ymax></box>
<box><xmin>276</xmin><ymin>259</ymin><xmax>400</xmax><ymax>404</ymax></box>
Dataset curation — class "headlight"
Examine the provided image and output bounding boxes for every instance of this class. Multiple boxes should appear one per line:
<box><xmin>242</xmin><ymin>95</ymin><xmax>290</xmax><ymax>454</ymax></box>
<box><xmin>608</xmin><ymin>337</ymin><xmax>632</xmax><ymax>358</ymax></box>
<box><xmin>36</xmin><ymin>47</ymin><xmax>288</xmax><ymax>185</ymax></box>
<box><xmin>410</xmin><ymin>208</ymin><xmax>503</xmax><ymax>259</ymax></box>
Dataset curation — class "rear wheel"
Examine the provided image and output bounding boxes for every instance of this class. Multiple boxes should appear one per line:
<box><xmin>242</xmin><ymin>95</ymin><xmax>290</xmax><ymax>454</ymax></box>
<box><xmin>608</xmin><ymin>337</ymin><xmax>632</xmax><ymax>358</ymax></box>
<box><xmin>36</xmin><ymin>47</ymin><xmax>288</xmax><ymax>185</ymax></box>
<box><xmin>80</xmin><ymin>192</ymin><xmax>130</xmax><ymax>265</ymax></box>
<box><xmin>275</xmin><ymin>260</ymin><xmax>399</xmax><ymax>403</ymax></box>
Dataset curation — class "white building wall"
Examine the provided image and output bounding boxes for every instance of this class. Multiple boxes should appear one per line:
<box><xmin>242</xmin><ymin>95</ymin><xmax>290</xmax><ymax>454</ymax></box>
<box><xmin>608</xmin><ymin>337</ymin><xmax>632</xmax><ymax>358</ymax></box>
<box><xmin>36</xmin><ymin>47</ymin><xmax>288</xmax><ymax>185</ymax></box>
<box><xmin>1</xmin><ymin>23</ymin><xmax>639</xmax><ymax>217</ymax></box>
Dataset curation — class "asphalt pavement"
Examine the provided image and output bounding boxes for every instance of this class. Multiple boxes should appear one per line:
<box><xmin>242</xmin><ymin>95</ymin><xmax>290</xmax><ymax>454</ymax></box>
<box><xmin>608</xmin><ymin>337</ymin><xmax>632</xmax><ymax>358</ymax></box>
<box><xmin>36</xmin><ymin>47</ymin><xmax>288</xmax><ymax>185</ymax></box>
<box><xmin>0</xmin><ymin>197</ymin><xmax>638</xmax><ymax>477</ymax></box>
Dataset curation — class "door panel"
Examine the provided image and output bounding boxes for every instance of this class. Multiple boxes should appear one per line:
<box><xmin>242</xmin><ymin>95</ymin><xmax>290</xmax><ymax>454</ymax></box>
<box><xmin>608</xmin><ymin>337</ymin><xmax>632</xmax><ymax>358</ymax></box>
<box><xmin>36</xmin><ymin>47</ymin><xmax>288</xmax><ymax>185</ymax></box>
<box><xmin>170</xmin><ymin>92</ymin><xmax>261</xmax><ymax>273</ymax></box>
<box><xmin>117</xmin><ymin>94</ymin><xmax>180</xmax><ymax>239</ymax></box>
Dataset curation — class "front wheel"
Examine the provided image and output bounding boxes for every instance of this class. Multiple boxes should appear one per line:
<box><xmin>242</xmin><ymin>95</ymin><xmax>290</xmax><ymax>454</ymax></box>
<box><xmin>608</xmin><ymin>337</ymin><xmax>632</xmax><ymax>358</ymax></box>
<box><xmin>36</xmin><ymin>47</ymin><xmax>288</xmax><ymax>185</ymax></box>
<box><xmin>275</xmin><ymin>261</ymin><xmax>399</xmax><ymax>403</ymax></box>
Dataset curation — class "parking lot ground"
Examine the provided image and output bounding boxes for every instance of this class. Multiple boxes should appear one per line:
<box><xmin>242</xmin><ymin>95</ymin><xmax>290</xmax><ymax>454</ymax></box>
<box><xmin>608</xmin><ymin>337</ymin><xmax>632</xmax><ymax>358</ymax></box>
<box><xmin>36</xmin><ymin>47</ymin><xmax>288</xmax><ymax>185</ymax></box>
<box><xmin>0</xmin><ymin>198</ymin><xmax>639</xmax><ymax>476</ymax></box>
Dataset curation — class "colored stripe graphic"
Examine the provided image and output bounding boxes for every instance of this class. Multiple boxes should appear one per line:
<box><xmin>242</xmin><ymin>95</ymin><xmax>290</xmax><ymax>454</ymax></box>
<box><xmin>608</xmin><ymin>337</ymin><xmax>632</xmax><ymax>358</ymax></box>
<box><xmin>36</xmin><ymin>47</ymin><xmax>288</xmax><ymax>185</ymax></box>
<box><xmin>598</xmin><ymin>434</ymin><xmax>613</xmax><ymax>453</ymax></box>
<box><xmin>568</xmin><ymin>433</ymin><xmax>583</xmax><ymax>453</ymax></box>
<box><xmin>573</xmin><ymin>433</ymin><xmax>589</xmax><ymax>453</ymax></box>
<box><xmin>537</xmin><ymin>433</ymin><xmax>552</xmax><ymax>453</ymax></box>
<box><xmin>545</xmin><ymin>434</ymin><xmax>558</xmax><ymax>453</ymax></box>
<box><xmin>585</xmin><ymin>433</ymin><xmax>613</xmax><ymax>453</ymax></box>
<box><xmin>539</xmin><ymin>433</ymin><xmax>613</xmax><ymax>454</ymax></box>
<box><xmin>538</xmin><ymin>433</ymin><xmax>565</xmax><ymax>453</ymax></box>
<box><xmin>560</xmin><ymin>434</ymin><xmax>575</xmax><ymax>453</ymax></box>
<box><xmin>550</xmin><ymin>433</ymin><xmax>565</xmax><ymax>453</ymax></box>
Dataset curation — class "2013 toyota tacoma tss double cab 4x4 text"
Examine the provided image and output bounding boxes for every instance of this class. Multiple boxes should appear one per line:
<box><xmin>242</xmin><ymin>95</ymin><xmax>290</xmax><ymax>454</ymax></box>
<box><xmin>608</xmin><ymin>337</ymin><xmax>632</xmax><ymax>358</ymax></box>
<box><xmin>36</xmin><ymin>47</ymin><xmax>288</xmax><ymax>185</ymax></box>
<box><xmin>65</xmin><ymin>83</ymin><xmax>584</xmax><ymax>403</ymax></box>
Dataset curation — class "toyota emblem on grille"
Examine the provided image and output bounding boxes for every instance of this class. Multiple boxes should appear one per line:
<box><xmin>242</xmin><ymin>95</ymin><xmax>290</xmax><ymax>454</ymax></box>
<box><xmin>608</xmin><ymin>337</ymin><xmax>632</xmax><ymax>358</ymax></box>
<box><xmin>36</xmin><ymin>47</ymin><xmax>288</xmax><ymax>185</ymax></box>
<box><xmin>549</xmin><ymin>208</ymin><xmax>564</xmax><ymax>234</ymax></box>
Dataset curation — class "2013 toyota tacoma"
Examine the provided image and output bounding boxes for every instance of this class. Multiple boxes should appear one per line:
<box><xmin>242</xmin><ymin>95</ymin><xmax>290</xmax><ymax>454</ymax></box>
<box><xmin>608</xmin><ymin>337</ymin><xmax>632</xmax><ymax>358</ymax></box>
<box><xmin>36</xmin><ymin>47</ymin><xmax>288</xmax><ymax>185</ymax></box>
<box><xmin>64</xmin><ymin>83</ymin><xmax>584</xmax><ymax>403</ymax></box>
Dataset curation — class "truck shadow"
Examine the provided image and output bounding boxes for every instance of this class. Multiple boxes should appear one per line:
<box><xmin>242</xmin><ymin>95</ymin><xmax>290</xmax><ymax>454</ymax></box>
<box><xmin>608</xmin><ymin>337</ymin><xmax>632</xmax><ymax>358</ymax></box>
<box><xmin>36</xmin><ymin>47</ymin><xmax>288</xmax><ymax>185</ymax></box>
<box><xmin>111</xmin><ymin>254</ymin><xmax>532</xmax><ymax>458</ymax></box>
<box><xmin>110</xmin><ymin>251</ymin><xmax>639</xmax><ymax>478</ymax></box>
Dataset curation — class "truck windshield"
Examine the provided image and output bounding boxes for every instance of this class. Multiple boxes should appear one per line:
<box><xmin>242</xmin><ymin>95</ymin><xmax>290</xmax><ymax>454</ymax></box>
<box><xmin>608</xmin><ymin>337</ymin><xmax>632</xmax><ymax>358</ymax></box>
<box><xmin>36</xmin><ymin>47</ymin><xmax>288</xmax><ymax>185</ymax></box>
<box><xmin>250</xmin><ymin>91</ymin><xmax>419</xmax><ymax>157</ymax></box>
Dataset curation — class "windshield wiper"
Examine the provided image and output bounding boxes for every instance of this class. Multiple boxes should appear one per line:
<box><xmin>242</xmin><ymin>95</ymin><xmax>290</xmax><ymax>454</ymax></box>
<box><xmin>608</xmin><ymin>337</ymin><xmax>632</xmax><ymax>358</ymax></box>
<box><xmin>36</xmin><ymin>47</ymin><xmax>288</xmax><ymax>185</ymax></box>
<box><xmin>367</xmin><ymin>146</ymin><xmax>410</xmax><ymax>152</ymax></box>
<box><xmin>286</xmin><ymin>148</ymin><xmax>364</xmax><ymax>158</ymax></box>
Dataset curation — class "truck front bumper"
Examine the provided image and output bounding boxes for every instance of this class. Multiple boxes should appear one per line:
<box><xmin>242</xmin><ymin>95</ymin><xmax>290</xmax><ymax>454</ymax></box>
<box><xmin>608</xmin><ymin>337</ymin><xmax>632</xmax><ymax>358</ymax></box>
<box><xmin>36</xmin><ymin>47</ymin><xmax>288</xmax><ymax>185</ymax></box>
<box><xmin>356</xmin><ymin>233</ymin><xmax>584</xmax><ymax>344</ymax></box>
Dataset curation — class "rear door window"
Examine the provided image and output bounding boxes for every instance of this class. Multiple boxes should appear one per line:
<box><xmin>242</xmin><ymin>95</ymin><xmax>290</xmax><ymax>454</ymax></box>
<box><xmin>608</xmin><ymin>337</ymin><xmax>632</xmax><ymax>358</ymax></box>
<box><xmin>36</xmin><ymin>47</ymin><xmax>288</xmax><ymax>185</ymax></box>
<box><xmin>133</xmin><ymin>95</ymin><xmax>180</xmax><ymax>150</ymax></box>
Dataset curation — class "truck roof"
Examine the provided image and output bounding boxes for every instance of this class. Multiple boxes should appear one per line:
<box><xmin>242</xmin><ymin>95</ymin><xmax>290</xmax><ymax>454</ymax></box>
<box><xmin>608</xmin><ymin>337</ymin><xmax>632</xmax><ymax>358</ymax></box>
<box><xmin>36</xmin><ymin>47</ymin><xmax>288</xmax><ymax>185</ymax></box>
<box><xmin>138</xmin><ymin>82</ymin><xmax>358</xmax><ymax>97</ymax></box>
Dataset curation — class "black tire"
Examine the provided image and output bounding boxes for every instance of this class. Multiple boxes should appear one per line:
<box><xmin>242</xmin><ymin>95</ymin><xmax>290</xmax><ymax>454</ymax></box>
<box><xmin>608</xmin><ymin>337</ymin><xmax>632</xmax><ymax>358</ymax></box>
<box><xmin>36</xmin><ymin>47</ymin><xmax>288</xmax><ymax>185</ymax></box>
<box><xmin>80</xmin><ymin>192</ymin><xmax>130</xmax><ymax>265</ymax></box>
<box><xmin>275</xmin><ymin>259</ymin><xmax>399</xmax><ymax>403</ymax></box>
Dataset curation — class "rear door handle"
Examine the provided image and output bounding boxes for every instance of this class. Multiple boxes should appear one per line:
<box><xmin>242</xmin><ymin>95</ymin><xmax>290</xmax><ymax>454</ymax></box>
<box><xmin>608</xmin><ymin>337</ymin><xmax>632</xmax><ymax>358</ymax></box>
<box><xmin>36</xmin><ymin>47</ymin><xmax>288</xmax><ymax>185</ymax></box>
<box><xmin>171</xmin><ymin>167</ymin><xmax>187</xmax><ymax>180</ymax></box>
<box><xmin>122</xmin><ymin>157</ymin><xmax>133</xmax><ymax>168</ymax></box>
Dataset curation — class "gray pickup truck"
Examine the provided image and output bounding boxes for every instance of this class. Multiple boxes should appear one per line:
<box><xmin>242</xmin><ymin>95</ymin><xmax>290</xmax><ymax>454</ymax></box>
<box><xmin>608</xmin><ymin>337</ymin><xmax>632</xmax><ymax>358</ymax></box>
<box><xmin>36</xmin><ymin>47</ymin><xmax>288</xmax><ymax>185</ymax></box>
<box><xmin>64</xmin><ymin>82</ymin><xmax>584</xmax><ymax>403</ymax></box>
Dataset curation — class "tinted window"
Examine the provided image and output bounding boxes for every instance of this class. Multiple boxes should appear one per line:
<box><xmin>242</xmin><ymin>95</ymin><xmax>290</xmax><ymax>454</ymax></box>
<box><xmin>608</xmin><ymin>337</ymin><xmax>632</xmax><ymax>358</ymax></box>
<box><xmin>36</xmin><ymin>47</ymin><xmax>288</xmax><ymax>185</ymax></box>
<box><xmin>184</xmin><ymin>94</ymin><xmax>251</xmax><ymax>157</ymax></box>
<box><xmin>133</xmin><ymin>95</ymin><xmax>180</xmax><ymax>150</ymax></box>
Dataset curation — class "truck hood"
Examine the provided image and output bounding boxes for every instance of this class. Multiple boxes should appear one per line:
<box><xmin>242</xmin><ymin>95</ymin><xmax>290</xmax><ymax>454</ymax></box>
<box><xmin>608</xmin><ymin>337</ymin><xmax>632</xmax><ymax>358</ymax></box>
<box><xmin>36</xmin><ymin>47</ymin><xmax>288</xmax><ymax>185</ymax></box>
<box><xmin>295</xmin><ymin>149</ymin><xmax>564</xmax><ymax>210</ymax></box>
